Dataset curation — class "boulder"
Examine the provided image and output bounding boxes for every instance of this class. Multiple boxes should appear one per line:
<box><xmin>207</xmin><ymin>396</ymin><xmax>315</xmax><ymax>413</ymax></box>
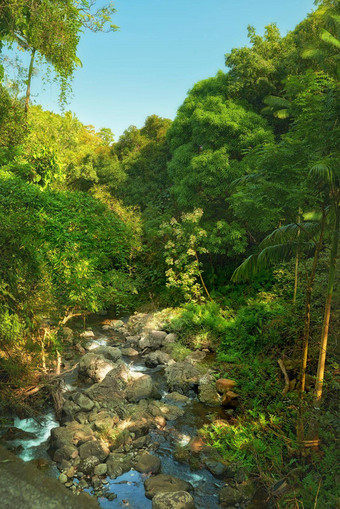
<box><xmin>148</xmin><ymin>401</ymin><xmax>185</xmax><ymax>421</ymax></box>
<box><xmin>165</xmin><ymin>392</ymin><xmax>189</xmax><ymax>404</ymax></box>
<box><xmin>144</xmin><ymin>474</ymin><xmax>192</xmax><ymax>499</ymax></box>
<box><xmin>62</xmin><ymin>400</ymin><xmax>81</xmax><ymax>421</ymax></box>
<box><xmin>219</xmin><ymin>485</ymin><xmax>245</xmax><ymax>506</ymax></box>
<box><xmin>198</xmin><ymin>384</ymin><xmax>220</xmax><ymax>405</ymax></box>
<box><xmin>72</xmin><ymin>392</ymin><xmax>94</xmax><ymax>412</ymax></box>
<box><xmin>53</xmin><ymin>444</ymin><xmax>78</xmax><ymax>463</ymax></box>
<box><xmin>78</xmin><ymin>440</ymin><xmax>110</xmax><ymax>462</ymax></box>
<box><xmin>152</xmin><ymin>491</ymin><xmax>195</xmax><ymax>509</ymax></box>
<box><xmin>165</xmin><ymin>362</ymin><xmax>201</xmax><ymax>394</ymax></box>
<box><xmin>94</xmin><ymin>463</ymin><xmax>107</xmax><ymax>476</ymax></box>
<box><xmin>134</xmin><ymin>452</ymin><xmax>161</xmax><ymax>474</ymax></box>
<box><xmin>144</xmin><ymin>350</ymin><xmax>172</xmax><ymax>368</ymax></box>
<box><xmin>61</xmin><ymin>327</ymin><xmax>74</xmax><ymax>344</ymax></box>
<box><xmin>92</xmin><ymin>346</ymin><xmax>122</xmax><ymax>362</ymax></box>
<box><xmin>49</xmin><ymin>422</ymin><xmax>94</xmax><ymax>451</ymax></box>
<box><xmin>126</xmin><ymin>373</ymin><xmax>154</xmax><ymax>402</ymax></box>
<box><xmin>78</xmin><ymin>352</ymin><xmax>115</xmax><ymax>383</ymax></box>
<box><xmin>139</xmin><ymin>331</ymin><xmax>167</xmax><ymax>351</ymax></box>
<box><xmin>78</xmin><ymin>455</ymin><xmax>100</xmax><ymax>475</ymax></box>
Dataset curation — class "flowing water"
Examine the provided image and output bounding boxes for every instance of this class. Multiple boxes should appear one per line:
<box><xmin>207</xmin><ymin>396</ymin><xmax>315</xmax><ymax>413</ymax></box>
<box><xmin>1</xmin><ymin>314</ymin><xmax>268</xmax><ymax>509</ymax></box>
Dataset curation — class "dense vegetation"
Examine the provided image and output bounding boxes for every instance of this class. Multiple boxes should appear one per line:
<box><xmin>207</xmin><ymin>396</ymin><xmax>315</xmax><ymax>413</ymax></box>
<box><xmin>0</xmin><ymin>0</ymin><xmax>339</xmax><ymax>507</ymax></box>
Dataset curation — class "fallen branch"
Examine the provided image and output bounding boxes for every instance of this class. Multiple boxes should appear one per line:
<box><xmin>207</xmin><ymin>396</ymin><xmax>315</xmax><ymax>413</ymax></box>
<box><xmin>278</xmin><ymin>358</ymin><xmax>290</xmax><ymax>396</ymax></box>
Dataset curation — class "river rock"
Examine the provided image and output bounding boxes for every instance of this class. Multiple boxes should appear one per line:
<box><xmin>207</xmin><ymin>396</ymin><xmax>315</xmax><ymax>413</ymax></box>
<box><xmin>198</xmin><ymin>384</ymin><xmax>220</xmax><ymax>405</ymax></box>
<box><xmin>106</xmin><ymin>452</ymin><xmax>133</xmax><ymax>478</ymax></box>
<box><xmin>92</xmin><ymin>346</ymin><xmax>122</xmax><ymax>362</ymax></box>
<box><xmin>152</xmin><ymin>491</ymin><xmax>195</xmax><ymax>509</ymax></box>
<box><xmin>121</xmin><ymin>347</ymin><xmax>139</xmax><ymax>357</ymax></box>
<box><xmin>72</xmin><ymin>392</ymin><xmax>94</xmax><ymax>412</ymax></box>
<box><xmin>85</xmin><ymin>362</ymin><xmax>130</xmax><ymax>415</ymax></box>
<box><xmin>126</xmin><ymin>373</ymin><xmax>154</xmax><ymax>401</ymax></box>
<box><xmin>79</xmin><ymin>440</ymin><xmax>110</xmax><ymax>462</ymax></box>
<box><xmin>94</xmin><ymin>463</ymin><xmax>107</xmax><ymax>476</ymax></box>
<box><xmin>144</xmin><ymin>350</ymin><xmax>172</xmax><ymax>368</ymax></box>
<box><xmin>134</xmin><ymin>451</ymin><xmax>161</xmax><ymax>474</ymax></box>
<box><xmin>62</xmin><ymin>399</ymin><xmax>81</xmax><ymax>421</ymax></box>
<box><xmin>219</xmin><ymin>485</ymin><xmax>247</xmax><ymax>506</ymax></box>
<box><xmin>144</xmin><ymin>474</ymin><xmax>192</xmax><ymax>499</ymax></box>
<box><xmin>148</xmin><ymin>400</ymin><xmax>185</xmax><ymax>421</ymax></box>
<box><xmin>78</xmin><ymin>352</ymin><xmax>115</xmax><ymax>383</ymax></box>
<box><xmin>139</xmin><ymin>330</ymin><xmax>167</xmax><ymax>351</ymax></box>
<box><xmin>165</xmin><ymin>362</ymin><xmax>201</xmax><ymax>394</ymax></box>
<box><xmin>165</xmin><ymin>392</ymin><xmax>190</xmax><ymax>404</ymax></box>
<box><xmin>59</xmin><ymin>473</ymin><xmax>68</xmax><ymax>483</ymax></box>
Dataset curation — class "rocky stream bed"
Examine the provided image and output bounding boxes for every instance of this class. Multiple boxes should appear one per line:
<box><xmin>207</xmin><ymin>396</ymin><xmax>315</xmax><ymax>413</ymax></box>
<box><xmin>1</xmin><ymin>313</ymin><xmax>268</xmax><ymax>509</ymax></box>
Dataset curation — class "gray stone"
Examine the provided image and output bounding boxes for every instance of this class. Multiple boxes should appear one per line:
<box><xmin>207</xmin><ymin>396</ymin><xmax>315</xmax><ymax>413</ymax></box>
<box><xmin>219</xmin><ymin>485</ymin><xmax>244</xmax><ymax>506</ymax></box>
<box><xmin>165</xmin><ymin>362</ymin><xmax>201</xmax><ymax>394</ymax></box>
<box><xmin>121</xmin><ymin>347</ymin><xmax>139</xmax><ymax>357</ymax></box>
<box><xmin>58</xmin><ymin>473</ymin><xmax>68</xmax><ymax>484</ymax></box>
<box><xmin>92</xmin><ymin>346</ymin><xmax>122</xmax><ymax>362</ymax></box>
<box><xmin>126</xmin><ymin>373</ymin><xmax>154</xmax><ymax>401</ymax></box>
<box><xmin>198</xmin><ymin>384</ymin><xmax>220</xmax><ymax>406</ymax></box>
<box><xmin>72</xmin><ymin>392</ymin><xmax>94</xmax><ymax>412</ymax></box>
<box><xmin>53</xmin><ymin>445</ymin><xmax>78</xmax><ymax>463</ymax></box>
<box><xmin>78</xmin><ymin>440</ymin><xmax>110</xmax><ymax>462</ymax></box>
<box><xmin>78</xmin><ymin>353</ymin><xmax>115</xmax><ymax>383</ymax></box>
<box><xmin>144</xmin><ymin>350</ymin><xmax>171</xmax><ymax>368</ymax></box>
<box><xmin>164</xmin><ymin>333</ymin><xmax>177</xmax><ymax>345</ymax></box>
<box><xmin>106</xmin><ymin>452</ymin><xmax>133</xmax><ymax>479</ymax></box>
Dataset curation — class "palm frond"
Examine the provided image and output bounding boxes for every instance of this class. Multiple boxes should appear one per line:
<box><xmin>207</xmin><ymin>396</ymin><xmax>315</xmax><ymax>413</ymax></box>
<box><xmin>231</xmin><ymin>254</ymin><xmax>258</xmax><ymax>282</ymax></box>
<box><xmin>309</xmin><ymin>162</ymin><xmax>335</xmax><ymax>186</ymax></box>
<box><xmin>320</xmin><ymin>29</ymin><xmax>340</xmax><ymax>48</ymax></box>
<box><xmin>260</xmin><ymin>222</ymin><xmax>320</xmax><ymax>248</ymax></box>
<box><xmin>263</xmin><ymin>95</ymin><xmax>291</xmax><ymax>109</ymax></box>
<box><xmin>275</xmin><ymin>109</ymin><xmax>290</xmax><ymax>119</ymax></box>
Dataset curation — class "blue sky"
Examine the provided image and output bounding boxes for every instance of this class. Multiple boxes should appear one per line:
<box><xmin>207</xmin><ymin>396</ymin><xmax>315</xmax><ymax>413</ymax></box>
<box><xmin>30</xmin><ymin>0</ymin><xmax>315</xmax><ymax>139</ymax></box>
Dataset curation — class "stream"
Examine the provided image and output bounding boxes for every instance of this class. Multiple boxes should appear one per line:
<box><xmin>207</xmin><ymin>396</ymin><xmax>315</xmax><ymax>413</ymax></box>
<box><xmin>1</xmin><ymin>314</ymin><xmax>268</xmax><ymax>509</ymax></box>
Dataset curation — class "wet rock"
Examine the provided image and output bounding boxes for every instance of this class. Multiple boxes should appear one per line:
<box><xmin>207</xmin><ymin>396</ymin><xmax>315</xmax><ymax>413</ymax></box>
<box><xmin>144</xmin><ymin>350</ymin><xmax>172</xmax><ymax>368</ymax></box>
<box><xmin>94</xmin><ymin>463</ymin><xmax>107</xmax><ymax>476</ymax></box>
<box><xmin>148</xmin><ymin>400</ymin><xmax>185</xmax><ymax>421</ymax></box>
<box><xmin>79</xmin><ymin>440</ymin><xmax>110</xmax><ymax>462</ymax></box>
<box><xmin>78</xmin><ymin>352</ymin><xmax>115</xmax><ymax>383</ymax></box>
<box><xmin>144</xmin><ymin>474</ymin><xmax>192</xmax><ymax>499</ymax></box>
<box><xmin>106</xmin><ymin>452</ymin><xmax>133</xmax><ymax>479</ymax></box>
<box><xmin>85</xmin><ymin>362</ymin><xmax>130</xmax><ymax>414</ymax></box>
<box><xmin>92</xmin><ymin>411</ymin><xmax>118</xmax><ymax>431</ymax></box>
<box><xmin>92</xmin><ymin>346</ymin><xmax>122</xmax><ymax>362</ymax></box>
<box><xmin>152</xmin><ymin>491</ymin><xmax>195</xmax><ymax>509</ymax></box>
<box><xmin>135</xmin><ymin>451</ymin><xmax>161</xmax><ymax>474</ymax></box>
<box><xmin>74</xmin><ymin>412</ymin><xmax>89</xmax><ymax>425</ymax></box>
<box><xmin>125</xmin><ymin>336</ymin><xmax>140</xmax><ymax>348</ymax></box>
<box><xmin>121</xmin><ymin>347</ymin><xmax>139</xmax><ymax>357</ymax></box>
<box><xmin>216</xmin><ymin>379</ymin><xmax>236</xmax><ymax>394</ymax></box>
<box><xmin>126</xmin><ymin>373</ymin><xmax>154</xmax><ymax>401</ymax></box>
<box><xmin>1</xmin><ymin>427</ymin><xmax>37</xmax><ymax>441</ymax></box>
<box><xmin>165</xmin><ymin>362</ymin><xmax>201</xmax><ymax>394</ymax></box>
<box><xmin>198</xmin><ymin>384</ymin><xmax>220</xmax><ymax>405</ymax></box>
<box><xmin>72</xmin><ymin>392</ymin><xmax>94</xmax><ymax>412</ymax></box>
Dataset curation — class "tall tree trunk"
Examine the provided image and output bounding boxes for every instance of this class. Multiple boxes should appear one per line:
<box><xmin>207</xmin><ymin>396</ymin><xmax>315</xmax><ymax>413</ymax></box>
<box><xmin>315</xmin><ymin>205</ymin><xmax>339</xmax><ymax>402</ymax></box>
<box><xmin>297</xmin><ymin>209</ymin><xmax>326</xmax><ymax>442</ymax></box>
<box><xmin>293</xmin><ymin>211</ymin><xmax>301</xmax><ymax>305</ymax></box>
<box><xmin>25</xmin><ymin>48</ymin><xmax>36</xmax><ymax>114</ymax></box>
